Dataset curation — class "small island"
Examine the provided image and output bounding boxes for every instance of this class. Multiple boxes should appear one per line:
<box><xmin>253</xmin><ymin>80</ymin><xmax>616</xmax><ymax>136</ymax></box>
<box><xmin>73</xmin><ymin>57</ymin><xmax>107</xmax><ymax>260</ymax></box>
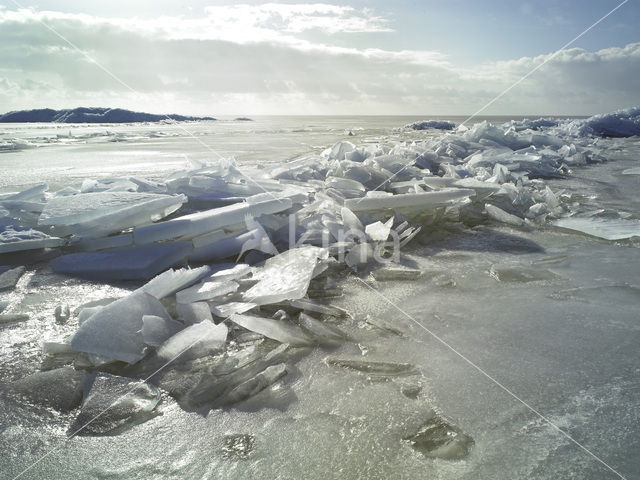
<box><xmin>0</xmin><ymin>107</ymin><xmax>216</xmax><ymax>123</ymax></box>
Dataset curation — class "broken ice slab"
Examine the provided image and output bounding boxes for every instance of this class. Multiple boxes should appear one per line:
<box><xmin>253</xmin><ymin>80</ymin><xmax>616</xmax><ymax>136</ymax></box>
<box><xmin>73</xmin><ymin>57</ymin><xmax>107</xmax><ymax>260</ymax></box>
<box><xmin>297</xmin><ymin>312</ymin><xmax>350</xmax><ymax>345</ymax></box>
<box><xmin>325</xmin><ymin>358</ymin><xmax>419</xmax><ymax>377</ymax></box>
<box><xmin>181</xmin><ymin>343</ymin><xmax>293</xmax><ymax>409</ymax></box>
<box><xmin>133</xmin><ymin>192</ymin><xmax>293</xmax><ymax>245</ymax></box>
<box><xmin>208</xmin><ymin>263</ymin><xmax>253</xmax><ymax>281</ymax></box>
<box><xmin>51</xmin><ymin>241</ymin><xmax>192</xmax><ymax>281</ymax></box>
<box><xmin>138</xmin><ymin>266</ymin><xmax>212</xmax><ymax>300</ymax></box>
<box><xmin>69</xmin><ymin>232</ymin><xmax>133</xmax><ymax>252</ymax></box>
<box><xmin>489</xmin><ymin>264</ymin><xmax>560</xmax><ymax>282</ymax></box>
<box><xmin>71</xmin><ymin>291</ymin><xmax>171</xmax><ymax>364</ymax></box>
<box><xmin>485</xmin><ymin>204</ymin><xmax>525</xmax><ymax>227</ymax></box>
<box><xmin>176</xmin><ymin>280</ymin><xmax>239</xmax><ymax>304</ymax></box>
<box><xmin>0</xmin><ymin>226</ymin><xmax>66</xmax><ymax>254</ymax></box>
<box><xmin>365</xmin><ymin>217</ymin><xmax>393</xmax><ymax>242</ymax></box>
<box><xmin>70</xmin><ymin>374</ymin><xmax>160</xmax><ymax>435</ymax></box>
<box><xmin>2</xmin><ymin>183</ymin><xmax>48</xmax><ymax>202</ymax></box>
<box><xmin>177</xmin><ymin>301</ymin><xmax>214</xmax><ymax>325</ymax></box>
<box><xmin>403</xmin><ymin>414</ymin><xmax>474</xmax><ymax>460</ymax></box>
<box><xmin>242</xmin><ymin>246</ymin><xmax>328</xmax><ymax>305</ymax></box>
<box><xmin>38</xmin><ymin>192</ymin><xmax>186</xmax><ymax>238</ymax></box>
<box><xmin>289</xmin><ymin>298</ymin><xmax>349</xmax><ymax>318</ymax></box>
<box><xmin>340</xmin><ymin>206</ymin><xmax>364</xmax><ymax>232</ymax></box>
<box><xmin>0</xmin><ymin>265</ymin><xmax>25</xmax><ymax>291</ymax></box>
<box><xmin>188</xmin><ymin>228</ymin><xmax>264</xmax><ymax>263</ymax></box>
<box><xmin>214</xmin><ymin>363</ymin><xmax>287</xmax><ymax>408</ymax></box>
<box><xmin>343</xmin><ymin>189</ymin><xmax>473</xmax><ymax>212</ymax></box>
<box><xmin>452</xmin><ymin>178</ymin><xmax>502</xmax><ymax>196</ymax></box>
<box><xmin>0</xmin><ymin>313</ymin><xmax>29</xmax><ymax>325</ymax></box>
<box><xmin>142</xmin><ymin>315</ymin><xmax>184</xmax><ymax>347</ymax></box>
<box><xmin>209</xmin><ymin>301</ymin><xmax>257</xmax><ymax>319</ymax></box>
<box><xmin>553</xmin><ymin>217</ymin><xmax>640</xmax><ymax>240</ymax></box>
<box><xmin>156</xmin><ymin>320</ymin><xmax>227</xmax><ymax>362</ymax></box>
<box><xmin>5</xmin><ymin>367</ymin><xmax>85</xmax><ymax>412</ymax></box>
<box><xmin>232</xmin><ymin>313</ymin><xmax>314</xmax><ymax>346</ymax></box>
<box><xmin>371</xmin><ymin>264</ymin><xmax>423</xmax><ymax>281</ymax></box>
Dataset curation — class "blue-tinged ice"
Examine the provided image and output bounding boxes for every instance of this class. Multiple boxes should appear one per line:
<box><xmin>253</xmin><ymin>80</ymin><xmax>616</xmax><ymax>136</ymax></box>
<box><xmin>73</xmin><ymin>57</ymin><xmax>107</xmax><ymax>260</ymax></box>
<box><xmin>71</xmin><ymin>291</ymin><xmax>171</xmax><ymax>364</ymax></box>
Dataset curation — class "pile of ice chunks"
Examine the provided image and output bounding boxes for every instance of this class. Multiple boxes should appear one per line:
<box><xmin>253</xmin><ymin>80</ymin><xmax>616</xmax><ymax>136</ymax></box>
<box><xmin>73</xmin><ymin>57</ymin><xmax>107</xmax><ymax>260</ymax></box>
<box><xmin>2</xmin><ymin>107</ymin><xmax>640</xmax><ymax>434</ymax></box>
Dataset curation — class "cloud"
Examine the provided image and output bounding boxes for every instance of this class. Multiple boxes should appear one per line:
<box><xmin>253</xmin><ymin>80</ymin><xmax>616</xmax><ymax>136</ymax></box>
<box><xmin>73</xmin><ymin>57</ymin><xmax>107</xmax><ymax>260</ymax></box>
<box><xmin>0</xmin><ymin>6</ymin><xmax>638</xmax><ymax>115</ymax></box>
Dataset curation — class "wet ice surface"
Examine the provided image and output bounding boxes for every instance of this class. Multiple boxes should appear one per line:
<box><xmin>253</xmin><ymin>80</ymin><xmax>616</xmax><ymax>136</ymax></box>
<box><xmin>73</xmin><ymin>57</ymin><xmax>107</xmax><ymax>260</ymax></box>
<box><xmin>0</xmin><ymin>113</ymin><xmax>639</xmax><ymax>479</ymax></box>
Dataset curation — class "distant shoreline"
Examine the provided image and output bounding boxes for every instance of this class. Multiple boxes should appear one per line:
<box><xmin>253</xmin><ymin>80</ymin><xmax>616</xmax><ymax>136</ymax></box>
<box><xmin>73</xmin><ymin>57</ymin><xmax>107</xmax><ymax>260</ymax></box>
<box><xmin>0</xmin><ymin>107</ymin><xmax>217</xmax><ymax>124</ymax></box>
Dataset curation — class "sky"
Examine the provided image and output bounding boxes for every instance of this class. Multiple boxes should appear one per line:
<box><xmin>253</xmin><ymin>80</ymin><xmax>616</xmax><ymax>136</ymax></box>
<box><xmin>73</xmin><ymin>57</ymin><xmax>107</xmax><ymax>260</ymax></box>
<box><xmin>0</xmin><ymin>0</ymin><xmax>638</xmax><ymax>116</ymax></box>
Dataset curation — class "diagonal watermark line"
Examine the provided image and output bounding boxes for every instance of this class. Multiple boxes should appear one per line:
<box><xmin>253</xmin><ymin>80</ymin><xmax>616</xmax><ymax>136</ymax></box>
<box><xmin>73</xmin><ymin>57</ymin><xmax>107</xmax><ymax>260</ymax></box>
<box><xmin>10</xmin><ymin>295</ymin><xmax>263</xmax><ymax>480</ymax></box>
<box><xmin>8</xmin><ymin>0</ymin><xmax>287</xmax><ymax>204</ymax></box>
<box><xmin>459</xmin><ymin>0</ymin><xmax>629</xmax><ymax>127</ymax></box>
<box><xmin>354</xmin><ymin>276</ymin><xmax>628</xmax><ymax>480</ymax></box>
<box><xmin>354</xmin><ymin>0</ymin><xmax>629</xmax><ymax>202</ymax></box>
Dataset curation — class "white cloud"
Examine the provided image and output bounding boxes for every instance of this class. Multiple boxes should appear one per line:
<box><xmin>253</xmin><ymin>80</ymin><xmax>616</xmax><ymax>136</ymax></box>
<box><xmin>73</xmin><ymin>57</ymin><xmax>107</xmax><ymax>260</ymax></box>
<box><xmin>0</xmin><ymin>6</ymin><xmax>638</xmax><ymax>115</ymax></box>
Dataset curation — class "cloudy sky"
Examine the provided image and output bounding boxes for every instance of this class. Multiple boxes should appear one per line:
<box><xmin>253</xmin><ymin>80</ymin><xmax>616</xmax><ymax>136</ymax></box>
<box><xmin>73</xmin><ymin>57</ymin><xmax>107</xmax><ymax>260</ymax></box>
<box><xmin>0</xmin><ymin>0</ymin><xmax>638</xmax><ymax>115</ymax></box>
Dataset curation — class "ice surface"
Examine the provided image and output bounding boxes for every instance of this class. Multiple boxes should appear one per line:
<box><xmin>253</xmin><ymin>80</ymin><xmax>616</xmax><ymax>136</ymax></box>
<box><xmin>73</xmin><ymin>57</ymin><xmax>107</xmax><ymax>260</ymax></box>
<box><xmin>0</xmin><ymin>313</ymin><xmax>29</xmax><ymax>324</ymax></box>
<box><xmin>156</xmin><ymin>320</ymin><xmax>227</xmax><ymax>362</ymax></box>
<box><xmin>71</xmin><ymin>291</ymin><xmax>171</xmax><ymax>363</ymax></box>
<box><xmin>371</xmin><ymin>264</ymin><xmax>423</xmax><ymax>281</ymax></box>
<box><xmin>231</xmin><ymin>313</ymin><xmax>314</xmax><ymax>346</ymax></box>
<box><xmin>489</xmin><ymin>264</ymin><xmax>559</xmax><ymax>282</ymax></box>
<box><xmin>71</xmin><ymin>374</ymin><xmax>161</xmax><ymax>435</ymax></box>
<box><xmin>0</xmin><ymin>266</ymin><xmax>25</xmax><ymax>291</ymax></box>
<box><xmin>142</xmin><ymin>315</ymin><xmax>184</xmax><ymax>347</ymax></box>
<box><xmin>51</xmin><ymin>242</ymin><xmax>192</xmax><ymax>281</ymax></box>
<box><xmin>243</xmin><ymin>246</ymin><xmax>328</xmax><ymax>305</ymax></box>
<box><xmin>553</xmin><ymin>217</ymin><xmax>640</xmax><ymax>240</ymax></box>
<box><xmin>326</xmin><ymin>358</ymin><xmax>419</xmax><ymax>377</ymax></box>
<box><xmin>6</xmin><ymin>367</ymin><xmax>85</xmax><ymax>412</ymax></box>
<box><xmin>403</xmin><ymin>415</ymin><xmax>474</xmax><ymax>459</ymax></box>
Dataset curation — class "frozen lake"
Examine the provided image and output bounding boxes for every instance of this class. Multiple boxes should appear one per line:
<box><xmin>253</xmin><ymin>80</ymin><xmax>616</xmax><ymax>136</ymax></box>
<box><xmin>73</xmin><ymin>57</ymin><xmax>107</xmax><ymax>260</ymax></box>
<box><xmin>0</xmin><ymin>115</ymin><xmax>639</xmax><ymax>480</ymax></box>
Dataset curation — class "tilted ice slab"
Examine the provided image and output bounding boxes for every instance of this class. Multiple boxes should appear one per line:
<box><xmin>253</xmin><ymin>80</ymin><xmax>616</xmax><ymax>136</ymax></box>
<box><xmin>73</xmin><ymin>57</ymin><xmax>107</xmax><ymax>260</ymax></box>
<box><xmin>156</xmin><ymin>320</ymin><xmax>227</xmax><ymax>362</ymax></box>
<box><xmin>231</xmin><ymin>313</ymin><xmax>314</xmax><ymax>346</ymax></box>
<box><xmin>553</xmin><ymin>217</ymin><xmax>640</xmax><ymax>240</ymax></box>
<box><xmin>0</xmin><ymin>225</ymin><xmax>65</xmax><ymax>253</ymax></box>
<box><xmin>133</xmin><ymin>191</ymin><xmax>295</xmax><ymax>245</ymax></box>
<box><xmin>141</xmin><ymin>315</ymin><xmax>184</xmax><ymax>347</ymax></box>
<box><xmin>51</xmin><ymin>242</ymin><xmax>192</xmax><ymax>281</ymax></box>
<box><xmin>38</xmin><ymin>192</ymin><xmax>186</xmax><ymax>237</ymax></box>
<box><xmin>71</xmin><ymin>291</ymin><xmax>171</xmax><ymax>364</ymax></box>
<box><xmin>138</xmin><ymin>265</ymin><xmax>213</xmax><ymax>300</ymax></box>
<box><xmin>243</xmin><ymin>246</ymin><xmax>328</xmax><ymax>305</ymax></box>
<box><xmin>343</xmin><ymin>189</ymin><xmax>473</xmax><ymax>212</ymax></box>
